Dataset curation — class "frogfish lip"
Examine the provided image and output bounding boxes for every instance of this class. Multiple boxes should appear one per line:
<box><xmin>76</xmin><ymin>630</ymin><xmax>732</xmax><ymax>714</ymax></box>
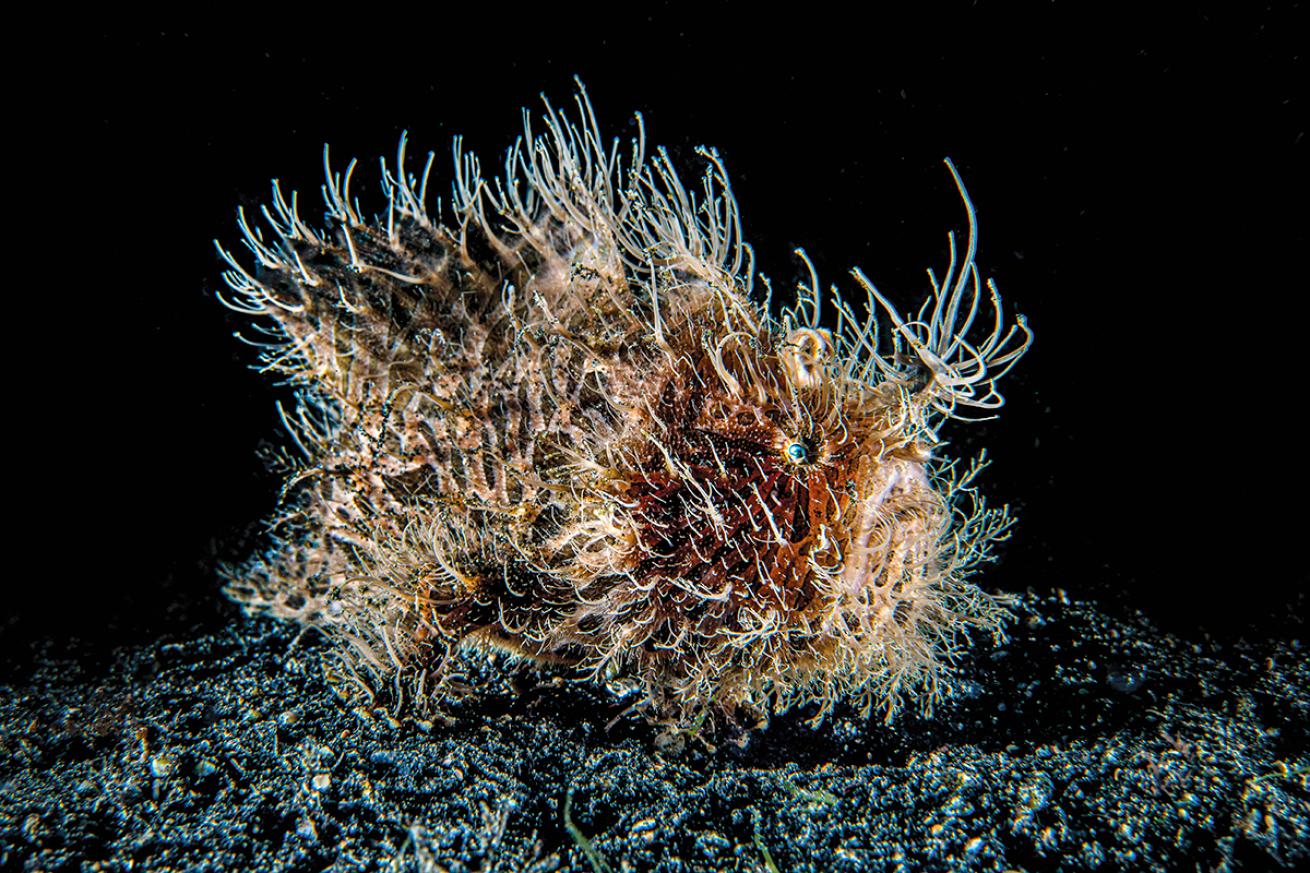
<box><xmin>841</xmin><ymin>458</ymin><xmax>931</xmax><ymax>598</ymax></box>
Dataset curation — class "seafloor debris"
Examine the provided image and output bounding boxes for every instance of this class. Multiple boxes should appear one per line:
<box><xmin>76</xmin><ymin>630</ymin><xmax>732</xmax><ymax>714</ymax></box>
<box><xmin>2</xmin><ymin>592</ymin><xmax>1305</xmax><ymax>871</ymax></box>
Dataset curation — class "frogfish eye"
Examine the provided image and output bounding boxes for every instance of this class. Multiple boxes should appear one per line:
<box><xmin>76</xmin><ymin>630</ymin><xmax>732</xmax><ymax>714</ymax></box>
<box><xmin>785</xmin><ymin>441</ymin><xmax>810</xmax><ymax>464</ymax></box>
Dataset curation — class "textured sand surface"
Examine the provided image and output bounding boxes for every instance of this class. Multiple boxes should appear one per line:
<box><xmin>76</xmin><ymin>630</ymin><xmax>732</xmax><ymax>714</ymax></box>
<box><xmin>3</xmin><ymin>592</ymin><xmax>1306</xmax><ymax>872</ymax></box>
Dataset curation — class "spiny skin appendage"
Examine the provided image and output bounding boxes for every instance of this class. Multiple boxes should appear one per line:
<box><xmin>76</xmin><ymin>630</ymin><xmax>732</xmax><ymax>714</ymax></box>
<box><xmin>217</xmin><ymin>82</ymin><xmax>1032</xmax><ymax>738</ymax></box>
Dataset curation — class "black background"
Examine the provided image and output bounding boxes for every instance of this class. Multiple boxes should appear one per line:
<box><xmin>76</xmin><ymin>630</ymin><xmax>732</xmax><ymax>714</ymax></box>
<box><xmin>9</xmin><ymin>6</ymin><xmax>1305</xmax><ymax>660</ymax></box>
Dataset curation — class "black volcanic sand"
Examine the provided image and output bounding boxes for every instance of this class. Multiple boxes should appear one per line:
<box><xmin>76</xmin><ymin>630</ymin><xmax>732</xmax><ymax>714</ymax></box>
<box><xmin>2</xmin><ymin>592</ymin><xmax>1306</xmax><ymax>872</ymax></box>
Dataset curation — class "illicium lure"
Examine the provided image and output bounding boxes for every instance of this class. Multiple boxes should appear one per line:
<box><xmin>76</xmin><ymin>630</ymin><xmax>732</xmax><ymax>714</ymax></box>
<box><xmin>217</xmin><ymin>81</ymin><xmax>1032</xmax><ymax>738</ymax></box>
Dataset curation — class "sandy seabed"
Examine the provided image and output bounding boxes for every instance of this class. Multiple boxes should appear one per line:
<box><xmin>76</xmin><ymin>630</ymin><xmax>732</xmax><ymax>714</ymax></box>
<box><xmin>3</xmin><ymin>591</ymin><xmax>1306</xmax><ymax>872</ymax></box>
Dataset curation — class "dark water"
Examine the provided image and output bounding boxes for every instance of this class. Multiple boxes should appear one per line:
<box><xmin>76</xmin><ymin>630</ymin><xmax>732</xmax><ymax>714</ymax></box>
<box><xmin>17</xmin><ymin>10</ymin><xmax>1304</xmax><ymax>653</ymax></box>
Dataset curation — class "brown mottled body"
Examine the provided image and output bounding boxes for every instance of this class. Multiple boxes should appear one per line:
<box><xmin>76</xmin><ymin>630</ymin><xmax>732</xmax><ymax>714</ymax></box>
<box><xmin>221</xmin><ymin>84</ymin><xmax>1031</xmax><ymax>735</ymax></box>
